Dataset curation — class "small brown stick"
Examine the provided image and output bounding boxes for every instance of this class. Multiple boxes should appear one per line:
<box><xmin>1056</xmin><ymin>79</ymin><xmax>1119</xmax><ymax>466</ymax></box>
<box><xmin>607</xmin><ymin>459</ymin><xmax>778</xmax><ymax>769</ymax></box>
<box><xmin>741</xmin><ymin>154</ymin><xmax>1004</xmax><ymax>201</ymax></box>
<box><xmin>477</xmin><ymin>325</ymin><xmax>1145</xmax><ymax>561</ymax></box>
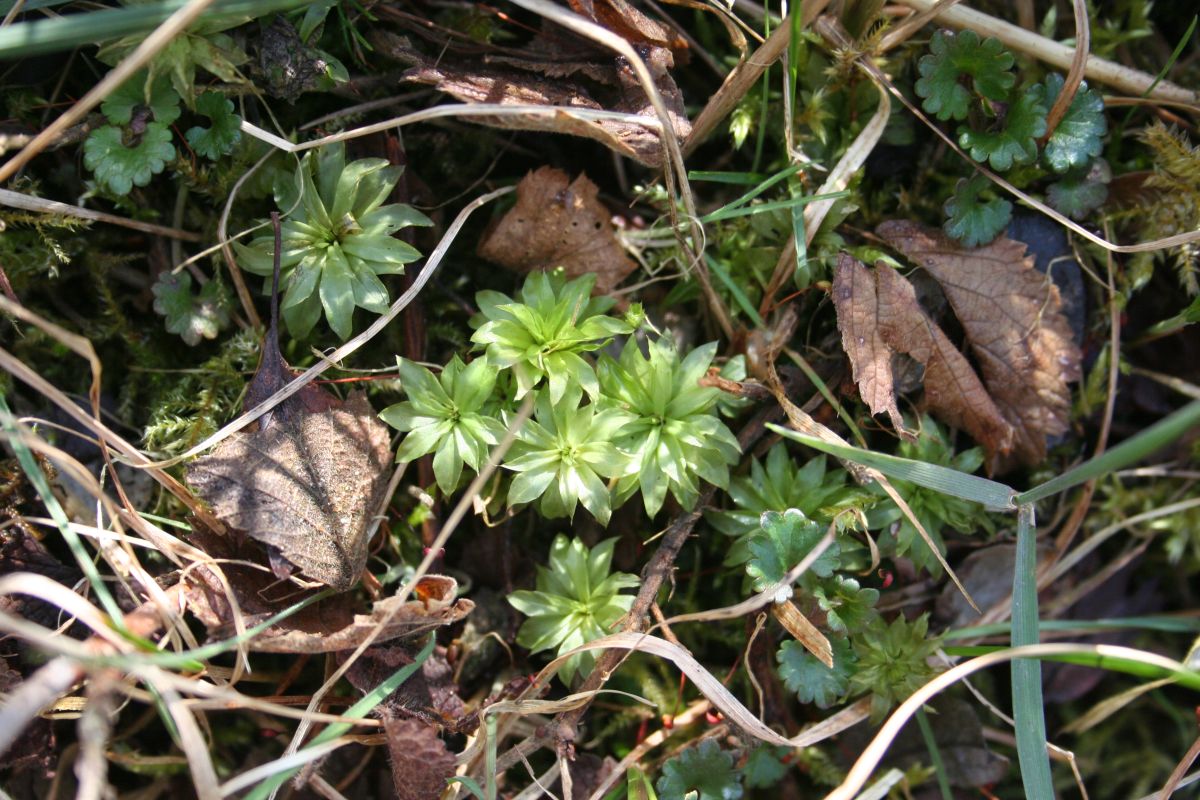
<box><xmin>1041</xmin><ymin>0</ymin><xmax>1091</xmax><ymax>142</ymax></box>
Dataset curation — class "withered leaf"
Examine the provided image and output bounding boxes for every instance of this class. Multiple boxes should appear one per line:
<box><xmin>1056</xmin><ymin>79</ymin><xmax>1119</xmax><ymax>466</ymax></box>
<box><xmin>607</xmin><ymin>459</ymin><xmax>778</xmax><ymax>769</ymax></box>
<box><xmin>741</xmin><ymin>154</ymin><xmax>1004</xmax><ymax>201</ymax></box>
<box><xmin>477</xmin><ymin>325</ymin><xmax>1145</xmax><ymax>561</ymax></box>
<box><xmin>187</xmin><ymin>389</ymin><xmax>391</xmax><ymax>591</ymax></box>
<box><xmin>184</xmin><ymin>564</ymin><xmax>473</xmax><ymax>653</ymax></box>
<box><xmin>832</xmin><ymin>254</ymin><xmax>904</xmax><ymax>433</ymax></box>
<box><xmin>381</xmin><ymin>716</ymin><xmax>456</xmax><ymax>800</ymax></box>
<box><xmin>187</xmin><ymin>259</ymin><xmax>392</xmax><ymax>591</ymax></box>
<box><xmin>876</xmin><ymin>221</ymin><xmax>1082</xmax><ymax>470</ymax></box>
<box><xmin>833</xmin><ymin>253</ymin><xmax>1015</xmax><ymax>457</ymax></box>
<box><xmin>477</xmin><ymin>166</ymin><xmax>637</xmax><ymax>294</ymax></box>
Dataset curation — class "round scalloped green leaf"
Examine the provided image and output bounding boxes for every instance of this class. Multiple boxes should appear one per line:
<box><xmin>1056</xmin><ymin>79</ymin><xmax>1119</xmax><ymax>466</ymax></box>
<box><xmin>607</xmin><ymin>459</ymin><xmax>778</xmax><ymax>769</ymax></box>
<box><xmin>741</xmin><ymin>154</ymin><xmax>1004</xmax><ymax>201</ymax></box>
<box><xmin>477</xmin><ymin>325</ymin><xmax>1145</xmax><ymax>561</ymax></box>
<box><xmin>1043</xmin><ymin>74</ymin><xmax>1107</xmax><ymax>173</ymax></box>
<box><xmin>777</xmin><ymin>636</ymin><xmax>855</xmax><ymax>708</ymax></box>
<box><xmin>915</xmin><ymin>29</ymin><xmax>1015</xmax><ymax>121</ymax></box>
<box><xmin>83</xmin><ymin>123</ymin><xmax>176</xmax><ymax>196</ymax></box>
<box><xmin>185</xmin><ymin>91</ymin><xmax>242</xmax><ymax>160</ymax></box>
<box><xmin>943</xmin><ymin>173</ymin><xmax>1012</xmax><ymax>246</ymax></box>
<box><xmin>958</xmin><ymin>83</ymin><xmax>1048</xmax><ymax>171</ymax></box>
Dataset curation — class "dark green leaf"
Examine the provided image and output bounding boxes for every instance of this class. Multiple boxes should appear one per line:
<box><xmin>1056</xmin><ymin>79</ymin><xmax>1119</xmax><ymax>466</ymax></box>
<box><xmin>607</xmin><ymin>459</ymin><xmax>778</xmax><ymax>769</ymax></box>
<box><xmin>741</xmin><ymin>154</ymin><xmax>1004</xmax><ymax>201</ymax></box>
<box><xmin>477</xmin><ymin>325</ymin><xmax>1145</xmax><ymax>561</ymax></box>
<box><xmin>915</xmin><ymin>30</ymin><xmax>1015</xmax><ymax>121</ymax></box>
<box><xmin>958</xmin><ymin>83</ymin><xmax>1048</xmax><ymax>171</ymax></box>
<box><xmin>745</xmin><ymin>509</ymin><xmax>839</xmax><ymax>591</ymax></box>
<box><xmin>185</xmin><ymin>90</ymin><xmax>242</xmax><ymax>160</ymax></box>
<box><xmin>1043</xmin><ymin>74</ymin><xmax>1107</xmax><ymax>173</ymax></box>
<box><xmin>151</xmin><ymin>271</ymin><xmax>231</xmax><ymax>346</ymax></box>
<box><xmin>943</xmin><ymin>173</ymin><xmax>1012</xmax><ymax>246</ymax></box>
<box><xmin>83</xmin><ymin>122</ymin><xmax>175</xmax><ymax>195</ymax></box>
<box><xmin>777</xmin><ymin>636</ymin><xmax>854</xmax><ymax>708</ymax></box>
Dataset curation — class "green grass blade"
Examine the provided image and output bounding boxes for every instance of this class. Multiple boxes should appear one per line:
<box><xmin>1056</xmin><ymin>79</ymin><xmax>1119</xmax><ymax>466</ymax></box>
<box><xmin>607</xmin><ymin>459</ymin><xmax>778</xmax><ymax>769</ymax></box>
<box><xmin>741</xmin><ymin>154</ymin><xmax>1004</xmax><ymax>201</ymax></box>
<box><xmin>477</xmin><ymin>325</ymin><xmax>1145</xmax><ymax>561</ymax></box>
<box><xmin>704</xmin><ymin>254</ymin><xmax>764</xmax><ymax>327</ymax></box>
<box><xmin>241</xmin><ymin>633</ymin><xmax>435</xmax><ymax>800</ymax></box>
<box><xmin>0</xmin><ymin>0</ymin><xmax>312</xmax><ymax>58</ymax></box>
<box><xmin>766</xmin><ymin>423</ymin><xmax>1017</xmax><ymax>509</ymax></box>
<box><xmin>1012</xmin><ymin>504</ymin><xmax>1054</xmax><ymax>800</ymax></box>
<box><xmin>699</xmin><ymin>190</ymin><xmax>849</xmax><ymax>223</ymax></box>
<box><xmin>686</xmin><ymin>171</ymin><xmax>768</xmax><ymax>184</ymax></box>
<box><xmin>1016</xmin><ymin>400</ymin><xmax>1200</xmax><ymax>505</ymax></box>
<box><xmin>943</xmin><ymin>646</ymin><xmax>1200</xmax><ymax>691</ymax></box>
<box><xmin>916</xmin><ymin>707</ymin><xmax>953</xmax><ymax>800</ymax></box>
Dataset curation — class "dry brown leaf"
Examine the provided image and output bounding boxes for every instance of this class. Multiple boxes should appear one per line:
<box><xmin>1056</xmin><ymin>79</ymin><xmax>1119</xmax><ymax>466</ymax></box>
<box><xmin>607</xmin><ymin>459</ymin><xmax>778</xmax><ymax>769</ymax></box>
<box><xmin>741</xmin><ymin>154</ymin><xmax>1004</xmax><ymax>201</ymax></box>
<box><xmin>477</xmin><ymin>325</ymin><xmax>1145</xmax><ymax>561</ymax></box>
<box><xmin>477</xmin><ymin>166</ymin><xmax>636</xmax><ymax>293</ymax></box>
<box><xmin>832</xmin><ymin>253</ymin><xmax>1014</xmax><ymax>457</ymax></box>
<box><xmin>832</xmin><ymin>253</ymin><xmax>905</xmax><ymax>433</ymax></box>
<box><xmin>382</xmin><ymin>716</ymin><xmax>456</xmax><ymax>800</ymax></box>
<box><xmin>186</xmin><ymin>301</ymin><xmax>392</xmax><ymax>591</ymax></box>
<box><xmin>183</xmin><ymin>566</ymin><xmax>473</xmax><ymax>653</ymax></box>
<box><xmin>876</xmin><ymin>221</ymin><xmax>1082</xmax><ymax>469</ymax></box>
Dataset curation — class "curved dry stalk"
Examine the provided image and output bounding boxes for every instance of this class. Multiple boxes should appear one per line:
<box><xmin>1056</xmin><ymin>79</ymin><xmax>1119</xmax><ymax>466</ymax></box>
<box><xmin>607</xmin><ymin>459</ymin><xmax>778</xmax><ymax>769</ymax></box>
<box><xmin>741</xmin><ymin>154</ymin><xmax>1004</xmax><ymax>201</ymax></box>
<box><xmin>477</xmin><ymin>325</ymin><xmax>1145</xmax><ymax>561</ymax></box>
<box><xmin>523</xmin><ymin>631</ymin><xmax>870</xmax><ymax>750</ymax></box>
<box><xmin>0</xmin><ymin>0</ymin><xmax>220</xmax><ymax>183</ymax></box>
<box><xmin>1041</xmin><ymin>0</ymin><xmax>1090</xmax><ymax>141</ymax></box>
<box><xmin>894</xmin><ymin>0</ymin><xmax>1197</xmax><ymax>104</ymax></box>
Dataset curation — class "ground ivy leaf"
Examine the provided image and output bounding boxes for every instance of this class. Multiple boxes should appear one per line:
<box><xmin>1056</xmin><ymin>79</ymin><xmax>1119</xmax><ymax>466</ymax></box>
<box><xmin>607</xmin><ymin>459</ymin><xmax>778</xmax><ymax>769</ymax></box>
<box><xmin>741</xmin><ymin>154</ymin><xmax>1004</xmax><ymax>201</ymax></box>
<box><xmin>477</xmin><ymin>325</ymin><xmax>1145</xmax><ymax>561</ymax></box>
<box><xmin>83</xmin><ymin>123</ymin><xmax>175</xmax><ymax>196</ymax></box>
<box><xmin>656</xmin><ymin>739</ymin><xmax>743</xmax><ymax>800</ymax></box>
<box><xmin>100</xmin><ymin>70</ymin><xmax>181</xmax><ymax>125</ymax></box>
<box><xmin>915</xmin><ymin>30</ymin><xmax>1015</xmax><ymax>121</ymax></box>
<box><xmin>943</xmin><ymin>173</ymin><xmax>1012</xmax><ymax>246</ymax></box>
<box><xmin>958</xmin><ymin>83</ymin><xmax>1048</xmax><ymax>171</ymax></box>
<box><xmin>1043</xmin><ymin>74</ymin><xmax>1107</xmax><ymax>173</ymax></box>
<box><xmin>152</xmin><ymin>271</ymin><xmax>231</xmax><ymax>345</ymax></box>
<box><xmin>745</xmin><ymin>509</ymin><xmax>840</xmax><ymax>591</ymax></box>
<box><xmin>185</xmin><ymin>91</ymin><xmax>242</xmax><ymax>160</ymax></box>
<box><xmin>777</xmin><ymin>636</ymin><xmax>855</xmax><ymax>708</ymax></box>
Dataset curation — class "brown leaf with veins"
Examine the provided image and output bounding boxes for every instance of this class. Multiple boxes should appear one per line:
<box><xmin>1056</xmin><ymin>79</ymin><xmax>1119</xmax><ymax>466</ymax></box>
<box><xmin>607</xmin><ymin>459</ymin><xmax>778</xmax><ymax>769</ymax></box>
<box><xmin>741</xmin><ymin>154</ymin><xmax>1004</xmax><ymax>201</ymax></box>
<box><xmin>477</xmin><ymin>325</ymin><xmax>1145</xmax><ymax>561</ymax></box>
<box><xmin>833</xmin><ymin>253</ymin><xmax>1015</xmax><ymax>458</ymax></box>
<box><xmin>876</xmin><ymin>221</ymin><xmax>1082</xmax><ymax>469</ymax></box>
<box><xmin>478</xmin><ymin>167</ymin><xmax>636</xmax><ymax>294</ymax></box>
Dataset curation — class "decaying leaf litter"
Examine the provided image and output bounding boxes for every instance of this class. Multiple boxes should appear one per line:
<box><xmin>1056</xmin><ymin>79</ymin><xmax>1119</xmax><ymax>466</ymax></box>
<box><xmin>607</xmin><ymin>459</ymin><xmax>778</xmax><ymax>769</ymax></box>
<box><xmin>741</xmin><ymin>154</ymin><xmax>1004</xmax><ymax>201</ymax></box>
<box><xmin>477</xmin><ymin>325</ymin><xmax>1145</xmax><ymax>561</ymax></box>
<box><xmin>0</xmin><ymin>0</ymin><xmax>1199</xmax><ymax>799</ymax></box>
